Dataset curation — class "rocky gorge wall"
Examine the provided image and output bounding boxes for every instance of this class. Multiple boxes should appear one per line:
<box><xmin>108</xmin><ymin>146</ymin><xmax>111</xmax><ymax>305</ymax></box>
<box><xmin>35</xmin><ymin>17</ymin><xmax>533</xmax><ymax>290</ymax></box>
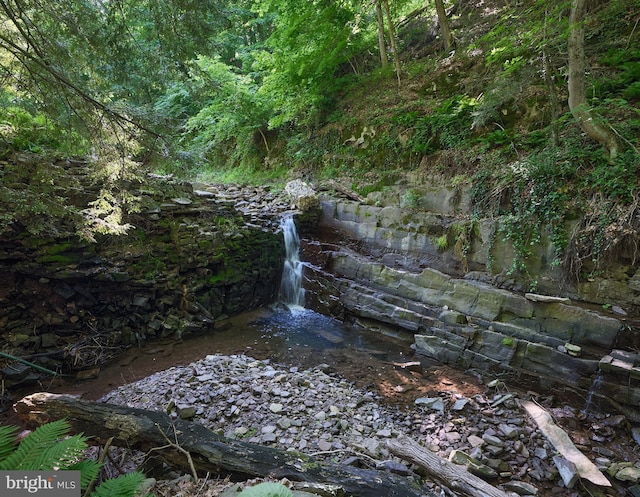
<box><xmin>301</xmin><ymin>181</ymin><xmax>640</xmax><ymax>421</ymax></box>
<box><xmin>0</xmin><ymin>158</ymin><xmax>295</xmax><ymax>386</ymax></box>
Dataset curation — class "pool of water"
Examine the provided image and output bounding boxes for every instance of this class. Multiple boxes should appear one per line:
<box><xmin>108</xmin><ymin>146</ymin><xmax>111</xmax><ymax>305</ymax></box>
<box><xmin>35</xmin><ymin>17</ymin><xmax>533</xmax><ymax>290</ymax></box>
<box><xmin>248</xmin><ymin>306</ymin><xmax>411</xmax><ymax>362</ymax></box>
<box><xmin>30</xmin><ymin>306</ymin><xmax>417</xmax><ymax>405</ymax></box>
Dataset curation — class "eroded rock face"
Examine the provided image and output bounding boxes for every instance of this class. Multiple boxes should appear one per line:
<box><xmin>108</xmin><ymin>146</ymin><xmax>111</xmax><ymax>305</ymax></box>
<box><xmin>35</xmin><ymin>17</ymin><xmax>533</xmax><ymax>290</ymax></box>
<box><xmin>305</xmin><ymin>185</ymin><xmax>640</xmax><ymax>420</ymax></box>
<box><xmin>319</xmin><ymin>187</ymin><xmax>640</xmax><ymax>311</ymax></box>
<box><xmin>0</xmin><ymin>160</ymin><xmax>304</xmax><ymax>379</ymax></box>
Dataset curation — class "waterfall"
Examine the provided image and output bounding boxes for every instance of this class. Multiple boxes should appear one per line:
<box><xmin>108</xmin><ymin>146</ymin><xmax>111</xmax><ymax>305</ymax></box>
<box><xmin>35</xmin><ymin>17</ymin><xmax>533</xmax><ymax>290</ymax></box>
<box><xmin>582</xmin><ymin>371</ymin><xmax>604</xmax><ymax>415</ymax></box>
<box><xmin>279</xmin><ymin>215</ymin><xmax>305</xmax><ymax>308</ymax></box>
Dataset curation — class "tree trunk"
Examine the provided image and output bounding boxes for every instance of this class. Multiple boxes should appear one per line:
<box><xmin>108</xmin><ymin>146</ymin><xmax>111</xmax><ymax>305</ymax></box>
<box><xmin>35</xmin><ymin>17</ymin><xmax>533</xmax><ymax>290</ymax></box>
<box><xmin>387</xmin><ymin>437</ymin><xmax>512</xmax><ymax>497</ymax></box>
<box><xmin>15</xmin><ymin>393</ymin><xmax>434</xmax><ymax>497</ymax></box>
<box><xmin>382</xmin><ymin>0</ymin><xmax>402</xmax><ymax>84</ymax></box>
<box><xmin>542</xmin><ymin>8</ymin><xmax>560</xmax><ymax>146</ymax></box>
<box><xmin>375</xmin><ymin>1</ymin><xmax>388</xmax><ymax>67</ymax></box>
<box><xmin>567</xmin><ymin>0</ymin><xmax>621</xmax><ymax>161</ymax></box>
<box><xmin>434</xmin><ymin>0</ymin><xmax>454</xmax><ymax>53</ymax></box>
<box><xmin>542</xmin><ymin>49</ymin><xmax>560</xmax><ymax>146</ymax></box>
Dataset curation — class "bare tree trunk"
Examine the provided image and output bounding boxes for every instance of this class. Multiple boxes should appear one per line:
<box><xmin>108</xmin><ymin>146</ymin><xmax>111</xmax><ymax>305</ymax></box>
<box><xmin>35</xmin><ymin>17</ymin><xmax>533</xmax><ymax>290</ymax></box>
<box><xmin>382</xmin><ymin>0</ymin><xmax>402</xmax><ymax>84</ymax></box>
<box><xmin>568</xmin><ymin>0</ymin><xmax>621</xmax><ymax>161</ymax></box>
<box><xmin>434</xmin><ymin>0</ymin><xmax>454</xmax><ymax>53</ymax></box>
<box><xmin>542</xmin><ymin>49</ymin><xmax>560</xmax><ymax>147</ymax></box>
<box><xmin>388</xmin><ymin>437</ymin><xmax>512</xmax><ymax>497</ymax></box>
<box><xmin>375</xmin><ymin>1</ymin><xmax>388</xmax><ymax>67</ymax></box>
<box><xmin>542</xmin><ymin>8</ymin><xmax>559</xmax><ymax>146</ymax></box>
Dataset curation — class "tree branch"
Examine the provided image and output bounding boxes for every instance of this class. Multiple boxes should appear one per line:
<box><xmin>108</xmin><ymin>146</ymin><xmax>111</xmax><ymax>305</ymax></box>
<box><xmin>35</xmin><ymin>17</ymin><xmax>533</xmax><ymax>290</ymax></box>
<box><xmin>0</xmin><ymin>30</ymin><xmax>162</xmax><ymax>139</ymax></box>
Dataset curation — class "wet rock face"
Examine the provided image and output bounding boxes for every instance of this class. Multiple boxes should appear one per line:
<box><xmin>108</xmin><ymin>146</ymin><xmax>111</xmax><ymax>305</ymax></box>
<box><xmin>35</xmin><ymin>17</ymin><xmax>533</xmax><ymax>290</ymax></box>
<box><xmin>0</xmin><ymin>166</ymin><xmax>310</xmax><ymax>380</ymax></box>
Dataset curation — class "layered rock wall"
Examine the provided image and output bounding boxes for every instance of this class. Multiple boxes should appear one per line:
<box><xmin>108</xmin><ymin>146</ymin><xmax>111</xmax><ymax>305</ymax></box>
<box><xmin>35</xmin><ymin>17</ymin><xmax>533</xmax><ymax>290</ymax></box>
<box><xmin>0</xmin><ymin>162</ymin><xmax>288</xmax><ymax>381</ymax></box>
<box><xmin>307</xmin><ymin>188</ymin><xmax>640</xmax><ymax>420</ymax></box>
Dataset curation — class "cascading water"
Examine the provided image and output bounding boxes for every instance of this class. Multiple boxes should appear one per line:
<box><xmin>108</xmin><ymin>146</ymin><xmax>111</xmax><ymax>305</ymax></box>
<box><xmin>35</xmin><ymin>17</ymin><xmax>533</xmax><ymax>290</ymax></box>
<box><xmin>582</xmin><ymin>371</ymin><xmax>604</xmax><ymax>415</ymax></box>
<box><xmin>279</xmin><ymin>215</ymin><xmax>305</xmax><ymax>309</ymax></box>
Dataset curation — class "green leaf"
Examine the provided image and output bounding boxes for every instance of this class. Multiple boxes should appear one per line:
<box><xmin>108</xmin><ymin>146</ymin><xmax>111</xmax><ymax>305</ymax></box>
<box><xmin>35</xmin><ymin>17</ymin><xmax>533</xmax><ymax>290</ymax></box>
<box><xmin>237</xmin><ymin>482</ymin><xmax>293</xmax><ymax>497</ymax></box>
<box><xmin>0</xmin><ymin>419</ymin><xmax>81</xmax><ymax>471</ymax></box>
<box><xmin>0</xmin><ymin>425</ymin><xmax>19</xmax><ymax>463</ymax></box>
<box><xmin>30</xmin><ymin>434</ymin><xmax>87</xmax><ymax>471</ymax></box>
<box><xmin>69</xmin><ymin>459</ymin><xmax>102</xmax><ymax>488</ymax></box>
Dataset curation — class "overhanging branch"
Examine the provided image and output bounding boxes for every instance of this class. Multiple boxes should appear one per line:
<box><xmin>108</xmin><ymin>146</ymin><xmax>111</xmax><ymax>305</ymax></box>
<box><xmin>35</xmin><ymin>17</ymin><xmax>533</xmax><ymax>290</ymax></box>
<box><xmin>0</xmin><ymin>31</ymin><xmax>162</xmax><ymax>140</ymax></box>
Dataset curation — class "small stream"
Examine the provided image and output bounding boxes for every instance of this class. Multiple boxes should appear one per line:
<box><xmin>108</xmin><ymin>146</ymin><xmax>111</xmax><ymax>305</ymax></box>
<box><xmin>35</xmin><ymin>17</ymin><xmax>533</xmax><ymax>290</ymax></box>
<box><xmin>24</xmin><ymin>216</ymin><xmax>417</xmax><ymax>407</ymax></box>
<box><xmin>44</xmin><ymin>306</ymin><xmax>417</xmax><ymax>404</ymax></box>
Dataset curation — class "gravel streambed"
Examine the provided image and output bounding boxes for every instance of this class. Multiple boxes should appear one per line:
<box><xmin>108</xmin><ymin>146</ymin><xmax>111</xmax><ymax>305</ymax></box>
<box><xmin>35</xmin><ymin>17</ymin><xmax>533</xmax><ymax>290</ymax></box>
<box><xmin>101</xmin><ymin>354</ymin><xmax>638</xmax><ymax>497</ymax></box>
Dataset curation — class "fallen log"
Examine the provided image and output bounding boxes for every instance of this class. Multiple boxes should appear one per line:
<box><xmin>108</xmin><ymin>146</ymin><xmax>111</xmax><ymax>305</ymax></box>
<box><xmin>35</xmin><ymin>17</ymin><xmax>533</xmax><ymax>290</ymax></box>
<box><xmin>387</xmin><ymin>437</ymin><xmax>511</xmax><ymax>497</ymax></box>
<box><xmin>15</xmin><ymin>393</ymin><xmax>433</xmax><ymax>497</ymax></box>
<box><xmin>521</xmin><ymin>400</ymin><xmax>611</xmax><ymax>488</ymax></box>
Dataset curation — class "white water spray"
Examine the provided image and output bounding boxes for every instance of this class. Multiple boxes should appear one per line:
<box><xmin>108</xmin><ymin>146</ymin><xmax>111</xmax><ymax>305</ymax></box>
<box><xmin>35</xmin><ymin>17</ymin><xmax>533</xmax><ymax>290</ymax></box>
<box><xmin>279</xmin><ymin>216</ymin><xmax>305</xmax><ymax>308</ymax></box>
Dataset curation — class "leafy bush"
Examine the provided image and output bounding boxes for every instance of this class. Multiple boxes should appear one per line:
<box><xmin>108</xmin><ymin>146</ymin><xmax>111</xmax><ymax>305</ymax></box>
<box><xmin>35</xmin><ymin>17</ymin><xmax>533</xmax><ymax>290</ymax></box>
<box><xmin>473</xmin><ymin>146</ymin><xmax>576</xmax><ymax>278</ymax></box>
<box><xmin>0</xmin><ymin>420</ymin><xmax>147</xmax><ymax>497</ymax></box>
<box><xmin>593</xmin><ymin>49</ymin><xmax>640</xmax><ymax>100</ymax></box>
<box><xmin>0</xmin><ymin>96</ymin><xmax>90</xmax><ymax>157</ymax></box>
<box><xmin>585</xmin><ymin>149</ymin><xmax>640</xmax><ymax>204</ymax></box>
<box><xmin>401</xmin><ymin>188</ymin><xmax>422</xmax><ymax>209</ymax></box>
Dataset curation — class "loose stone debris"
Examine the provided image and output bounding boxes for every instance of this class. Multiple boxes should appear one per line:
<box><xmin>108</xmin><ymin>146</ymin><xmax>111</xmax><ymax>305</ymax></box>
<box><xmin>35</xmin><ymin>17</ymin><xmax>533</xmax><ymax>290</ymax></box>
<box><xmin>101</xmin><ymin>354</ymin><xmax>640</xmax><ymax>497</ymax></box>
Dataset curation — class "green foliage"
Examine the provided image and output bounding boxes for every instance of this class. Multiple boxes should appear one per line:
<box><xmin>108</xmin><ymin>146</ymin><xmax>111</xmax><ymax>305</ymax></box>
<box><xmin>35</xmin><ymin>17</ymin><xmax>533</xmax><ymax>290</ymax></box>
<box><xmin>594</xmin><ymin>49</ymin><xmax>640</xmax><ymax>100</ymax></box>
<box><xmin>0</xmin><ymin>0</ymin><xmax>637</xmax><ymax>293</ymax></box>
<box><xmin>393</xmin><ymin>95</ymin><xmax>478</xmax><ymax>154</ymax></box>
<box><xmin>0</xmin><ymin>93</ymin><xmax>90</xmax><ymax>156</ymax></box>
<box><xmin>352</xmin><ymin>171</ymin><xmax>400</xmax><ymax>198</ymax></box>
<box><xmin>0</xmin><ymin>420</ymin><xmax>91</xmax><ymax>472</ymax></box>
<box><xmin>434</xmin><ymin>234</ymin><xmax>448</xmax><ymax>251</ymax></box>
<box><xmin>401</xmin><ymin>189</ymin><xmax>421</xmax><ymax>209</ymax></box>
<box><xmin>501</xmin><ymin>337</ymin><xmax>515</xmax><ymax>348</ymax></box>
<box><xmin>0</xmin><ymin>425</ymin><xmax>19</xmax><ymax>462</ymax></box>
<box><xmin>237</xmin><ymin>482</ymin><xmax>293</xmax><ymax>497</ymax></box>
<box><xmin>585</xmin><ymin>149</ymin><xmax>640</xmax><ymax>203</ymax></box>
<box><xmin>479</xmin><ymin>0</ymin><xmax>568</xmax><ymax>70</ymax></box>
<box><xmin>0</xmin><ymin>420</ymin><xmax>146</xmax><ymax>497</ymax></box>
<box><xmin>474</xmin><ymin>145</ymin><xmax>576</xmax><ymax>277</ymax></box>
<box><xmin>179</xmin><ymin>56</ymin><xmax>272</xmax><ymax>165</ymax></box>
<box><xmin>89</xmin><ymin>473</ymin><xmax>148</xmax><ymax>497</ymax></box>
<box><xmin>254</xmin><ymin>0</ymin><xmax>371</xmax><ymax>128</ymax></box>
<box><xmin>0</xmin><ymin>158</ymin><xmax>82</xmax><ymax>237</ymax></box>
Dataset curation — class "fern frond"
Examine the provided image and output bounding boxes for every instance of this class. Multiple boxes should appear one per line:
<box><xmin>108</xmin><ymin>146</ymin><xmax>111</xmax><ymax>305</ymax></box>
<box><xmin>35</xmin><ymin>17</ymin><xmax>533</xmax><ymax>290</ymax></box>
<box><xmin>69</xmin><ymin>459</ymin><xmax>101</xmax><ymax>488</ymax></box>
<box><xmin>90</xmin><ymin>472</ymin><xmax>145</xmax><ymax>497</ymax></box>
<box><xmin>0</xmin><ymin>425</ymin><xmax>19</xmax><ymax>463</ymax></box>
<box><xmin>30</xmin><ymin>434</ymin><xmax>87</xmax><ymax>470</ymax></box>
<box><xmin>0</xmin><ymin>419</ymin><xmax>72</xmax><ymax>470</ymax></box>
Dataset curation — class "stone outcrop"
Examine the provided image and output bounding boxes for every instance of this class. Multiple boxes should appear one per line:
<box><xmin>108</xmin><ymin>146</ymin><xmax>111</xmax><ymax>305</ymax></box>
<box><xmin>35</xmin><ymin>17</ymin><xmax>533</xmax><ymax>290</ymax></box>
<box><xmin>319</xmin><ymin>180</ymin><xmax>640</xmax><ymax>311</ymax></box>
<box><xmin>304</xmin><ymin>182</ymin><xmax>640</xmax><ymax>420</ymax></box>
<box><xmin>0</xmin><ymin>159</ymin><xmax>318</xmax><ymax>382</ymax></box>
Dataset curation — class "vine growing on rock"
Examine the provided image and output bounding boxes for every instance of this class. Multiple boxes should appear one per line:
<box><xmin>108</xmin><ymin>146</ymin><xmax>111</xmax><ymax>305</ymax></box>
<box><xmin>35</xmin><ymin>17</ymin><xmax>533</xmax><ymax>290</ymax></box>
<box><xmin>472</xmin><ymin>145</ymin><xmax>575</xmax><ymax>284</ymax></box>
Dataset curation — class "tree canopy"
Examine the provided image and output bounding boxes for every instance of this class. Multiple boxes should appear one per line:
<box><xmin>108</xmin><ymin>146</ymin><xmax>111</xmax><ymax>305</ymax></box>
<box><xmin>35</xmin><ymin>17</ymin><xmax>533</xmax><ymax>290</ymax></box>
<box><xmin>0</xmin><ymin>0</ymin><xmax>637</xmax><ymax>176</ymax></box>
